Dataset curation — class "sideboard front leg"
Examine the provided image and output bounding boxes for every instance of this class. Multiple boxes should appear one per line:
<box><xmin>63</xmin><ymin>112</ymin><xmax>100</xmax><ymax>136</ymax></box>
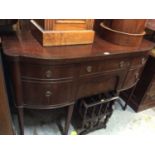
<box><xmin>64</xmin><ymin>104</ymin><xmax>74</xmax><ymax>135</ymax></box>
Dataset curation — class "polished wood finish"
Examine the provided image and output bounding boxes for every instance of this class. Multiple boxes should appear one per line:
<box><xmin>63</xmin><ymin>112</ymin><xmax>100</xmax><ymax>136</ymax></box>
<box><xmin>31</xmin><ymin>19</ymin><xmax>95</xmax><ymax>46</ymax></box>
<box><xmin>3</xmin><ymin>31</ymin><xmax>154</xmax><ymax>60</ymax></box>
<box><xmin>2</xmin><ymin>31</ymin><xmax>154</xmax><ymax>134</ymax></box>
<box><xmin>99</xmin><ymin>22</ymin><xmax>145</xmax><ymax>47</ymax></box>
<box><xmin>22</xmin><ymin>80</ymin><xmax>74</xmax><ymax>108</ymax></box>
<box><xmin>121</xmin><ymin>54</ymin><xmax>155</xmax><ymax>112</ymax></box>
<box><xmin>0</xmin><ymin>39</ymin><xmax>13</xmax><ymax>135</ymax></box>
<box><xmin>77</xmin><ymin>70</ymin><xmax>125</xmax><ymax>98</ymax></box>
<box><xmin>109</xmin><ymin>19</ymin><xmax>147</xmax><ymax>34</ymax></box>
<box><xmin>95</xmin><ymin>20</ymin><xmax>147</xmax><ymax>47</ymax></box>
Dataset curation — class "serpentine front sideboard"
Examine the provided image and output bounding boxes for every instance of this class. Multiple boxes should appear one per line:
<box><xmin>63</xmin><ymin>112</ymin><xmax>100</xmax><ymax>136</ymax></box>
<box><xmin>2</xmin><ymin>31</ymin><xmax>154</xmax><ymax>134</ymax></box>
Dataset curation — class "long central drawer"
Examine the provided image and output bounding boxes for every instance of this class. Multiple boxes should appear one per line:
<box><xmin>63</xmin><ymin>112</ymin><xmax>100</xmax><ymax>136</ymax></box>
<box><xmin>79</xmin><ymin>58</ymin><xmax>130</xmax><ymax>77</ymax></box>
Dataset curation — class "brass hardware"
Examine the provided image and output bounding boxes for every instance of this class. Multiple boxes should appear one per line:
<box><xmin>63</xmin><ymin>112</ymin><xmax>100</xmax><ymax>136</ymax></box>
<box><xmin>45</xmin><ymin>70</ymin><xmax>52</xmax><ymax>78</ymax></box>
<box><xmin>86</xmin><ymin>66</ymin><xmax>92</xmax><ymax>73</ymax></box>
<box><xmin>119</xmin><ymin>61</ymin><xmax>125</xmax><ymax>68</ymax></box>
<box><xmin>45</xmin><ymin>91</ymin><xmax>52</xmax><ymax>97</ymax></box>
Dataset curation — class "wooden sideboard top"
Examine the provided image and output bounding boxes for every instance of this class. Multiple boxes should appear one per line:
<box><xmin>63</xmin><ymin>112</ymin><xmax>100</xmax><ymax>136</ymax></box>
<box><xmin>2</xmin><ymin>31</ymin><xmax>155</xmax><ymax>63</ymax></box>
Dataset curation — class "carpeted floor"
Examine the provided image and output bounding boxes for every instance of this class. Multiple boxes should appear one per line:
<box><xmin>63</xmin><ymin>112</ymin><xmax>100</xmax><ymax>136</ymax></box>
<box><xmin>12</xmin><ymin>98</ymin><xmax>155</xmax><ymax>135</ymax></box>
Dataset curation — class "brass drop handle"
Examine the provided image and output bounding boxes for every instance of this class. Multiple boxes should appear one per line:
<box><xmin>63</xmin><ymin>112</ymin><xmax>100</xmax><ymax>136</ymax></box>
<box><xmin>45</xmin><ymin>70</ymin><xmax>52</xmax><ymax>78</ymax></box>
<box><xmin>119</xmin><ymin>61</ymin><xmax>125</xmax><ymax>68</ymax></box>
<box><xmin>141</xmin><ymin>57</ymin><xmax>146</xmax><ymax>65</ymax></box>
<box><xmin>45</xmin><ymin>91</ymin><xmax>52</xmax><ymax>97</ymax></box>
<box><xmin>86</xmin><ymin>66</ymin><xmax>92</xmax><ymax>73</ymax></box>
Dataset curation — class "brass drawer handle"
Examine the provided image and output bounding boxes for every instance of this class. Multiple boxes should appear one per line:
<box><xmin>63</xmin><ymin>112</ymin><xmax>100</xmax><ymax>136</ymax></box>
<box><xmin>45</xmin><ymin>91</ymin><xmax>52</xmax><ymax>97</ymax></box>
<box><xmin>141</xmin><ymin>57</ymin><xmax>146</xmax><ymax>65</ymax></box>
<box><xmin>86</xmin><ymin>66</ymin><xmax>92</xmax><ymax>73</ymax></box>
<box><xmin>45</xmin><ymin>70</ymin><xmax>52</xmax><ymax>78</ymax></box>
<box><xmin>119</xmin><ymin>61</ymin><xmax>125</xmax><ymax>68</ymax></box>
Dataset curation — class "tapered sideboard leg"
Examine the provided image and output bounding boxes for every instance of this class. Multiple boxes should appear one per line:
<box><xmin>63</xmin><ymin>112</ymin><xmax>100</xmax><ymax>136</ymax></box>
<box><xmin>17</xmin><ymin>108</ymin><xmax>24</xmax><ymax>135</ymax></box>
<box><xmin>64</xmin><ymin>104</ymin><xmax>74</xmax><ymax>135</ymax></box>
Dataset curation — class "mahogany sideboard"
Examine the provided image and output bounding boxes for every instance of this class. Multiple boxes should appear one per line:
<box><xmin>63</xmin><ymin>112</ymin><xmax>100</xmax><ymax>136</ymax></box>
<box><xmin>0</xmin><ymin>37</ymin><xmax>14</xmax><ymax>135</ymax></box>
<box><xmin>1</xmin><ymin>31</ymin><xmax>154</xmax><ymax>134</ymax></box>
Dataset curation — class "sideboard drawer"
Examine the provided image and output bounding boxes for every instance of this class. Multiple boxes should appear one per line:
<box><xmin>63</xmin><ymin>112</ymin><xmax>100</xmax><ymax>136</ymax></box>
<box><xmin>20</xmin><ymin>63</ymin><xmax>76</xmax><ymax>80</ymax></box>
<box><xmin>99</xmin><ymin>58</ymin><xmax>130</xmax><ymax>72</ymax></box>
<box><xmin>79</xmin><ymin>58</ymin><xmax>129</xmax><ymax>77</ymax></box>
<box><xmin>22</xmin><ymin>80</ymin><xmax>74</xmax><ymax>108</ymax></box>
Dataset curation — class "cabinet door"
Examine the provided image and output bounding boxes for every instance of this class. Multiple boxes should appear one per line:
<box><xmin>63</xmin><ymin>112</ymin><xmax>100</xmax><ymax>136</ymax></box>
<box><xmin>0</xmin><ymin>52</ymin><xmax>13</xmax><ymax>135</ymax></box>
